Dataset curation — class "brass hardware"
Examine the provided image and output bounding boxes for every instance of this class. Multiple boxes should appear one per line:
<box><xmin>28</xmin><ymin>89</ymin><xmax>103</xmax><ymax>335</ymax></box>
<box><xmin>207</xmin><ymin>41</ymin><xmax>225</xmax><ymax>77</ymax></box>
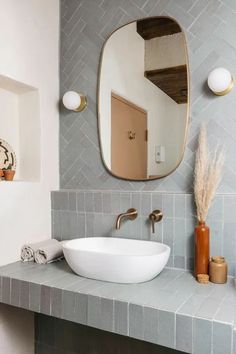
<box><xmin>116</xmin><ymin>208</ymin><xmax>138</xmax><ymax>229</ymax></box>
<box><xmin>75</xmin><ymin>93</ymin><xmax>87</xmax><ymax>112</ymax></box>
<box><xmin>128</xmin><ymin>131</ymin><xmax>136</xmax><ymax>140</ymax></box>
<box><xmin>149</xmin><ymin>210</ymin><xmax>163</xmax><ymax>233</ymax></box>
<box><xmin>212</xmin><ymin>77</ymin><xmax>234</xmax><ymax>96</ymax></box>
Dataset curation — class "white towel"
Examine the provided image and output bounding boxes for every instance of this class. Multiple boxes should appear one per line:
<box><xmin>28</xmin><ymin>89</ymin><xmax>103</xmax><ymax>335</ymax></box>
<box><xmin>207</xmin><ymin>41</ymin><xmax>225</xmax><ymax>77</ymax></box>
<box><xmin>21</xmin><ymin>239</ymin><xmax>63</xmax><ymax>264</ymax></box>
<box><xmin>21</xmin><ymin>242</ymin><xmax>40</xmax><ymax>262</ymax></box>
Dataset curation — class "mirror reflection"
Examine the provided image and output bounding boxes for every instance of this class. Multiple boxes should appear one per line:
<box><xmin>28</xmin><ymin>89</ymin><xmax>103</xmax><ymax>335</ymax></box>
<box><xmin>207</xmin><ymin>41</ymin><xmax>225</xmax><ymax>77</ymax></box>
<box><xmin>98</xmin><ymin>17</ymin><xmax>189</xmax><ymax>180</ymax></box>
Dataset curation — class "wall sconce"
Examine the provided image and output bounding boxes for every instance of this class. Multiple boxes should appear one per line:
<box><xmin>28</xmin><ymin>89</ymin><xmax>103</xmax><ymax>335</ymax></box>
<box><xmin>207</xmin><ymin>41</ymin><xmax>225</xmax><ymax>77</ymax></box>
<box><xmin>62</xmin><ymin>91</ymin><xmax>87</xmax><ymax>112</ymax></box>
<box><xmin>208</xmin><ymin>67</ymin><xmax>234</xmax><ymax>96</ymax></box>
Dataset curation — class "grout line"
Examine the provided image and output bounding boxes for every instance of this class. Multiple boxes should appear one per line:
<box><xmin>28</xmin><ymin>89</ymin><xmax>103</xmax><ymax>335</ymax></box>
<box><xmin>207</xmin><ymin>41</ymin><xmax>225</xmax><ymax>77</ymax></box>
<box><xmin>222</xmin><ymin>195</ymin><xmax>225</xmax><ymax>257</ymax></box>
<box><xmin>192</xmin><ymin>315</ymin><xmax>194</xmax><ymax>354</ymax></box>
<box><xmin>174</xmin><ymin>312</ymin><xmax>176</xmax><ymax>349</ymax></box>
<box><xmin>173</xmin><ymin>194</ymin><xmax>176</xmax><ymax>266</ymax></box>
<box><xmin>127</xmin><ymin>302</ymin><xmax>130</xmax><ymax>337</ymax></box>
<box><xmin>211</xmin><ymin>320</ymin><xmax>213</xmax><ymax>354</ymax></box>
<box><xmin>53</xmin><ymin>189</ymin><xmax>236</xmax><ymax>196</ymax></box>
<box><xmin>231</xmin><ymin>325</ymin><xmax>234</xmax><ymax>354</ymax></box>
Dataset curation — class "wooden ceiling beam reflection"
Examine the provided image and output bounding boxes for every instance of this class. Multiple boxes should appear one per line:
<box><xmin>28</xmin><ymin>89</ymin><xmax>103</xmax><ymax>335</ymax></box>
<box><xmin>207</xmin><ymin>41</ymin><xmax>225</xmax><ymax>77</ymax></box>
<box><xmin>137</xmin><ymin>17</ymin><xmax>182</xmax><ymax>40</ymax></box>
<box><xmin>145</xmin><ymin>65</ymin><xmax>188</xmax><ymax>104</ymax></box>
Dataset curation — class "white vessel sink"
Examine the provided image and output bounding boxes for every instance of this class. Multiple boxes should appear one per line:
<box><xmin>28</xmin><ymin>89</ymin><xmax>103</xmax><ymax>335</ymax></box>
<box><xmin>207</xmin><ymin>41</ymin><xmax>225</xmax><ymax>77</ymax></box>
<box><xmin>62</xmin><ymin>237</ymin><xmax>170</xmax><ymax>283</ymax></box>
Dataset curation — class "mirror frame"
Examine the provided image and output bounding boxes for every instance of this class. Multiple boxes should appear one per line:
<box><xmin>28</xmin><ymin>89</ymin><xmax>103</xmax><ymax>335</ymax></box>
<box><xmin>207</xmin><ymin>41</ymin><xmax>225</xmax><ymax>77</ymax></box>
<box><xmin>97</xmin><ymin>16</ymin><xmax>190</xmax><ymax>182</ymax></box>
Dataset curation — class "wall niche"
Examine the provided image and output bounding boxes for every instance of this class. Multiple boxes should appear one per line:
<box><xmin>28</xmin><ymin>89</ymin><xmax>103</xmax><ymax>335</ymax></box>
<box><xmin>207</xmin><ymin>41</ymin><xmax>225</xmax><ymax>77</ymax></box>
<box><xmin>0</xmin><ymin>74</ymin><xmax>40</xmax><ymax>182</ymax></box>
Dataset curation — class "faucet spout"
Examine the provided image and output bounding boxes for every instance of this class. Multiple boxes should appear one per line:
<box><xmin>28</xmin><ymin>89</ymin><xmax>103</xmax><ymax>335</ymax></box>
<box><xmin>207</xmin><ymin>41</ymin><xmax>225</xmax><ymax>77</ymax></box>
<box><xmin>116</xmin><ymin>208</ymin><xmax>138</xmax><ymax>229</ymax></box>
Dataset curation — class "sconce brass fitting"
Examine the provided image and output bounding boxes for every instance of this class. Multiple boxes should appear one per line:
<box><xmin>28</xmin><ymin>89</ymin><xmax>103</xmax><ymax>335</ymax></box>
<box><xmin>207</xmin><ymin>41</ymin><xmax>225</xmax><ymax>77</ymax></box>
<box><xmin>75</xmin><ymin>93</ymin><xmax>87</xmax><ymax>112</ymax></box>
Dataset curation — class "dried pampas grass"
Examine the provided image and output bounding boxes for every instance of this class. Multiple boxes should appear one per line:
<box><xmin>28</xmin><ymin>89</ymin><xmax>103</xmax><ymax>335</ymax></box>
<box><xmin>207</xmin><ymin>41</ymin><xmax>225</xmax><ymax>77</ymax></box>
<box><xmin>194</xmin><ymin>125</ymin><xmax>225</xmax><ymax>222</ymax></box>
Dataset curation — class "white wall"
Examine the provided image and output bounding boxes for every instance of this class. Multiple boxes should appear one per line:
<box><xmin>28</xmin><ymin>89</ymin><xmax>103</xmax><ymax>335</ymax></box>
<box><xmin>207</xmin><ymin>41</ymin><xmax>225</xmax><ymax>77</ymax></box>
<box><xmin>0</xmin><ymin>304</ymin><xmax>34</xmax><ymax>354</ymax></box>
<box><xmin>19</xmin><ymin>89</ymin><xmax>41</xmax><ymax>181</ymax></box>
<box><xmin>155</xmin><ymin>103</ymin><xmax>187</xmax><ymax>175</ymax></box>
<box><xmin>145</xmin><ymin>32</ymin><xmax>186</xmax><ymax>70</ymax></box>
<box><xmin>0</xmin><ymin>78</ymin><xmax>41</xmax><ymax>181</ymax></box>
<box><xmin>144</xmin><ymin>31</ymin><xmax>188</xmax><ymax>175</ymax></box>
<box><xmin>0</xmin><ymin>88</ymin><xmax>20</xmax><ymax>178</ymax></box>
<box><xmin>99</xmin><ymin>23</ymin><xmax>186</xmax><ymax>177</ymax></box>
<box><xmin>0</xmin><ymin>0</ymin><xmax>60</xmax><ymax>353</ymax></box>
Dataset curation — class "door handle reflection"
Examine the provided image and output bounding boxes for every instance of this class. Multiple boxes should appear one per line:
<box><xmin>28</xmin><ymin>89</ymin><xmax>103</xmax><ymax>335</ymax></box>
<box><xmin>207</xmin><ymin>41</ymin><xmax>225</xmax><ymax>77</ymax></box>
<box><xmin>128</xmin><ymin>131</ymin><xmax>136</xmax><ymax>140</ymax></box>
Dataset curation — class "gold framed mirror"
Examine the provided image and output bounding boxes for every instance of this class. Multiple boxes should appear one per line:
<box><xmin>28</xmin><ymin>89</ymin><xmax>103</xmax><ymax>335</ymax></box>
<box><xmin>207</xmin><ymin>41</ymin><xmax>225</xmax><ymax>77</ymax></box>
<box><xmin>98</xmin><ymin>16</ymin><xmax>189</xmax><ymax>181</ymax></box>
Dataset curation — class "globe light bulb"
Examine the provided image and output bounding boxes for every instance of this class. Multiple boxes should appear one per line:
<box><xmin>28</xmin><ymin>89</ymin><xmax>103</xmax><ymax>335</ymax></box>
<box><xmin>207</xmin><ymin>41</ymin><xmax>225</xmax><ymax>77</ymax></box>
<box><xmin>208</xmin><ymin>68</ymin><xmax>234</xmax><ymax>96</ymax></box>
<box><xmin>62</xmin><ymin>91</ymin><xmax>82</xmax><ymax>111</ymax></box>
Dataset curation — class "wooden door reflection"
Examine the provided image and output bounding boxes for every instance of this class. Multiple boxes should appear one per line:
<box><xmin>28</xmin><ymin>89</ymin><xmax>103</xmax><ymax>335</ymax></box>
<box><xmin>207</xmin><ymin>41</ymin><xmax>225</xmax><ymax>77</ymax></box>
<box><xmin>111</xmin><ymin>93</ymin><xmax>147</xmax><ymax>180</ymax></box>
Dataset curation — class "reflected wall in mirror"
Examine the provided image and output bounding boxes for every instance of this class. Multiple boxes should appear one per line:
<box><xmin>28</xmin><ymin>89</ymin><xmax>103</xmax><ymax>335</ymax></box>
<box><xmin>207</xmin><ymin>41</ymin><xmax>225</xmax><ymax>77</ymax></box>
<box><xmin>98</xmin><ymin>16</ymin><xmax>189</xmax><ymax>181</ymax></box>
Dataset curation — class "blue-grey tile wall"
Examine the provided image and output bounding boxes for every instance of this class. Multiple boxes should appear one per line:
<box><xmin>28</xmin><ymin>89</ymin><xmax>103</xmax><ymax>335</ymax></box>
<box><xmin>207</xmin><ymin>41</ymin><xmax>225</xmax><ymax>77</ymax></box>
<box><xmin>57</xmin><ymin>0</ymin><xmax>236</xmax><ymax>277</ymax></box>
<box><xmin>51</xmin><ymin>190</ymin><xmax>236</xmax><ymax>275</ymax></box>
<box><xmin>60</xmin><ymin>0</ymin><xmax>236</xmax><ymax>193</ymax></box>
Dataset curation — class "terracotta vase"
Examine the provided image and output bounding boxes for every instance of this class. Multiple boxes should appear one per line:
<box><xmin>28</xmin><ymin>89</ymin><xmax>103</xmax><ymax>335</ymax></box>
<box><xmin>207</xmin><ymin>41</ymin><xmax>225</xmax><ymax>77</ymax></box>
<box><xmin>194</xmin><ymin>221</ymin><xmax>210</xmax><ymax>277</ymax></box>
<box><xmin>0</xmin><ymin>169</ymin><xmax>3</xmax><ymax>178</ymax></box>
<box><xmin>3</xmin><ymin>169</ymin><xmax>15</xmax><ymax>181</ymax></box>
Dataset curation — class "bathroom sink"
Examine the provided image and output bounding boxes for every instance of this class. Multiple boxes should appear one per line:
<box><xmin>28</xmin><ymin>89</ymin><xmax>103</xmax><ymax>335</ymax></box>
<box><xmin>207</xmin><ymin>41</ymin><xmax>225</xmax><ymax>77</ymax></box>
<box><xmin>62</xmin><ymin>237</ymin><xmax>170</xmax><ymax>283</ymax></box>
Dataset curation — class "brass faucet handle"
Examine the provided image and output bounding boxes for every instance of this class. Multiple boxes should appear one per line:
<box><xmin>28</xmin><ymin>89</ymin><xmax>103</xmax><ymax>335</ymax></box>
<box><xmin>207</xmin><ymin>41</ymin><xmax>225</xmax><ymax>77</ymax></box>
<box><xmin>149</xmin><ymin>210</ymin><xmax>163</xmax><ymax>222</ymax></box>
<box><xmin>149</xmin><ymin>210</ymin><xmax>163</xmax><ymax>233</ymax></box>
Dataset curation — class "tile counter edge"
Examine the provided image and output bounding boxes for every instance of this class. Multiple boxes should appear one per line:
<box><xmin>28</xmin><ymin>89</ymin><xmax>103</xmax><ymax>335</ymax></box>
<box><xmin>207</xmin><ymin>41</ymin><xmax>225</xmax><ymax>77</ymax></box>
<box><xmin>0</xmin><ymin>261</ymin><xmax>235</xmax><ymax>354</ymax></box>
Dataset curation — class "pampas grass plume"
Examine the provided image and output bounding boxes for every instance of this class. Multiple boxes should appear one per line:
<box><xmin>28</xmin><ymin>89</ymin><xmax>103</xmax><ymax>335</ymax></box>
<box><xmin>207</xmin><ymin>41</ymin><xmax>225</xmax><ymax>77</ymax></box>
<box><xmin>194</xmin><ymin>125</ymin><xmax>224</xmax><ymax>222</ymax></box>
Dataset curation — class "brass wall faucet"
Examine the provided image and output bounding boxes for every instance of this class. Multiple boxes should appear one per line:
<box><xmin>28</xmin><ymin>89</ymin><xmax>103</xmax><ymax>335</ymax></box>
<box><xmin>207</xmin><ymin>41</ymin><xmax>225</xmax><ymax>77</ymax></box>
<box><xmin>116</xmin><ymin>208</ymin><xmax>138</xmax><ymax>229</ymax></box>
<box><xmin>149</xmin><ymin>210</ymin><xmax>163</xmax><ymax>233</ymax></box>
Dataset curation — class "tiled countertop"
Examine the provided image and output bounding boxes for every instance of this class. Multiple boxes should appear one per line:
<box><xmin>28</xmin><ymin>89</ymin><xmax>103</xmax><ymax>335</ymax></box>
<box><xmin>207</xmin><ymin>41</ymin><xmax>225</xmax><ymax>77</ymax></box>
<box><xmin>0</xmin><ymin>261</ymin><xmax>236</xmax><ymax>354</ymax></box>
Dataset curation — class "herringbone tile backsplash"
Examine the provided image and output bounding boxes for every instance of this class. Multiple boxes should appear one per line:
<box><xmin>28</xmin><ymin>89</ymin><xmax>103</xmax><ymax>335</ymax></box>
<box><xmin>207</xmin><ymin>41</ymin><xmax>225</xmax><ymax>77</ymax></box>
<box><xmin>60</xmin><ymin>0</ymin><xmax>236</xmax><ymax>193</ymax></box>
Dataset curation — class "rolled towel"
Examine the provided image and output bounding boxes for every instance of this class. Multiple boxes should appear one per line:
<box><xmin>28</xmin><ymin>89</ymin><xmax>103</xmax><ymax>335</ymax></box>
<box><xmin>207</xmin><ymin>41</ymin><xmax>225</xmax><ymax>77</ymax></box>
<box><xmin>21</xmin><ymin>242</ymin><xmax>40</xmax><ymax>262</ymax></box>
<box><xmin>21</xmin><ymin>239</ymin><xmax>63</xmax><ymax>264</ymax></box>
<box><xmin>34</xmin><ymin>239</ymin><xmax>63</xmax><ymax>264</ymax></box>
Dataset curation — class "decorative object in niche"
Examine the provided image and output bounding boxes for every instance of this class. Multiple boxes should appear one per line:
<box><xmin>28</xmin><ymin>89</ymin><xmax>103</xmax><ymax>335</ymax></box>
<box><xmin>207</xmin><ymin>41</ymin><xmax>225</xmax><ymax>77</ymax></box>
<box><xmin>194</xmin><ymin>125</ymin><xmax>225</xmax><ymax>278</ymax></box>
<box><xmin>3</xmin><ymin>164</ymin><xmax>15</xmax><ymax>181</ymax></box>
<box><xmin>98</xmin><ymin>16</ymin><xmax>189</xmax><ymax>181</ymax></box>
<box><xmin>0</xmin><ymin>138</ymin><xmax>16</xmax><ymax>180</ymax></box>
<box><xmin>208</xmin><ymin>67</ymin><xmax>234</xmax><ymax>96</ymax></box>
<box><xmin>62</xmin><ymin>91</ymin><xmax>87</xmax><ymax>112</ymax></box>
<box><xmin>0</xmin><ymin>74</ymin><xmax>40</xmax><ymax>182</ymax></box>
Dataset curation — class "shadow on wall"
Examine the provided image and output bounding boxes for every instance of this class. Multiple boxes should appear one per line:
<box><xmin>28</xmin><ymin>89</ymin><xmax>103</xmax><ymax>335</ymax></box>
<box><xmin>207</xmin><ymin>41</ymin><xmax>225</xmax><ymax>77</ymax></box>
<box><xmin>0</xmin><ymin>304</ymin><xmax>34</xmax><ymax>354</ymax></box>
<box><xmin>35</xmin><ymin>313</ymin><xmax>184</xmax><ymax>354</ymax></box>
